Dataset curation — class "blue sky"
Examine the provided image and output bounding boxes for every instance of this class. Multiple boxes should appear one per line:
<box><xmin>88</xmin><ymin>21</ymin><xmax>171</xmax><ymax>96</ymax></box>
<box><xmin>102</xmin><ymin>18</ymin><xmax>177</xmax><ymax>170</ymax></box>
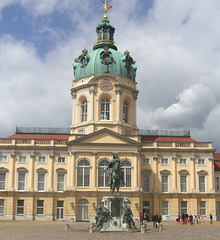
<box><xmin>1</xmin><ymin>0</ymin><xmax>220</xmax><ymax>152</ymax></box>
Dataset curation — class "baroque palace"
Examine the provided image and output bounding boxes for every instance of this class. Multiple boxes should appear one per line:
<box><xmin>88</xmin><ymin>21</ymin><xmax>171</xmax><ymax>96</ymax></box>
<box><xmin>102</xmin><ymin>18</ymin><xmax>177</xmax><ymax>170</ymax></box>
<box><xmin>1</xmin><ymin>8</ymin><xmax>220</xmax><ymax>222</ymax></box>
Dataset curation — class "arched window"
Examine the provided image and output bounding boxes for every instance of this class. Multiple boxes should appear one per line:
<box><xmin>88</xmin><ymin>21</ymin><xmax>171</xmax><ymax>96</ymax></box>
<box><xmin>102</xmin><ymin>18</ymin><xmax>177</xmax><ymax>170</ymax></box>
<box><xmin>78</xmin><ymin>199</ymin><xmax>89</xmax><ymax>221</ymax></box>
<box><xmin>121</xmin><ymin>160</ymin><xmax>132</xmax><ymax>187</ymax></box>
<box><xmin>77</xmin><ymin>159</ymin><xmax>90</xmax><ymax>187</ymax></box>
<box><xmin>101</xmin><ymin>98</ymin><xmax>110</xmax><ymax>120</ymax></box>
<box><xmin>123</xmin><ymin>101</ymin><xmax>129</xmax><ymax>123</ymax></box>
<box><xmin>81</xmin><ymin>100</ymin><xmax>87</xmax><ymax>122</ymax></box>
<box><xmin>98</xmin><ymin>160</ymin><xmax>110</xmax><ymax>187</ymax></box>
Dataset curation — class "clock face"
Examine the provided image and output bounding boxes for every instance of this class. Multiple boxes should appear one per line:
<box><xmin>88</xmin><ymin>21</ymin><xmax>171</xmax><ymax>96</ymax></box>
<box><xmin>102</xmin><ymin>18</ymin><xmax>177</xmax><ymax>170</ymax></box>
<box><xmin>99</xmin><ymin>79</ymin><xmax>113</xmax><ymax>91</ymax></box>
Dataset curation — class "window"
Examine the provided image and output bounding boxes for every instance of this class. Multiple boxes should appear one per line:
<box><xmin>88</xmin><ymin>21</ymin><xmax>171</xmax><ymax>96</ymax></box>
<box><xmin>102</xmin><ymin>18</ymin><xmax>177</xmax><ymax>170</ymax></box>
<box><xmin>180</xmin><ymin>175</ymin><xmax>187</xmax><ymax>192</ymax></box>
<box><xmin>199</xmin><ymin>175</ymin><xmax>206</xmax><ymax>192</ymax></box>
<box><xmin>0</xmin><ymin>199</ymin><xmax>4</xmax><ymax>215</ymax></box>
<box><xmin>38</xmin><ymin>173</ymin><xmax>45</xmax><ymax>191</ymax></box>
<box><xmin>123</xmin><ymin>101</ymin><xmax>129</xmax><ymax>123</ymax></box>
<box><xmin>160</xmin><ymin>159</ymin><xmax>168</xmax><ymax>165</ymax></box>
<box><xmin>179</xmin><ymin>159</ymin><xmax>187</xmax><ymax>165</ymax></box>
<box><xmin>37</xmin><ymin>200</ymin><xmax>44</xmax><ymax>215</ymax></box>
<box><xmin>181</xmin><ymin>201</ymin><xmax>187</xmax><ymax>215</ymax></box>
<box><xmin>215</xmin><ymin>177</ymin><xmax>220</xmax><ymax>191</ymax></box>
<box><xmin>121</xmin><ymin>160</ymin><xmax>132</xmax><ymax>187</ymax></box>
<box><xmin>142</xmin><ymin>175</ymin><xmax>150</xmax><ymax>192</ymax></box>
<box><xmin>98</xmin><ymin>160</ymin><xmax>109</xmax><ymax>187</ymax></box>
<box><xmin>81</xmin><ymin>100</ymin><xmax>87</xmax><ymax>122</ymax></box>
<box><xmin>124</xmin><ymin>129</ymin><xmax>131</xmax><ymax>136</ymax></box>
<box><xmin>18</xmin><ymin>156</ymin><xmax>27</xmax><ymax>163</ymax></box>
<box><xmin>58</xmin><ymin>157</ymin><xmax>66</xmax><ymax>164</ymax></box>
<box><xmin>198</xmin><ymin>159</ymin><xmax>205</xmax><ymax>165</ymax></box>
<box><xmin>200</xmin><ymin>201</ymin><xmax>206</xmax><ymax>216</ymax></box>
<box><xmin>57</xmin><ymin>174</ymin><xmax>65</xmax><ymax>191</ymax></box>
<box><xmin>38</xmin><ymin>157</ymin><xmax>46</xmax><ymax>163</ymax></box>
<box><xmin>0</xmin><ymin>173</ymin><xmax>6</xmax><ymax>190</ymax></box>
<box><xmin>0</xmin><ymin>156</ymin><xmax>7</xmax><ymax>163</ymax></box>
<box><xmin>161</xmin><ymin>175</ymin><xmax>169</xmax><ymax>192</ymax></box>
<box><xmin>17</xmin><ymin>200</ymin><xmax>24</xmax><ymax>215</ymax></box>
<box><xmin>142</xmin><ymin>158</ymin><xmax>150</xmax><ymax>165</ymax></box>
<box><xmin>78</xmin><ymin>129</ymin><xmax>85</xmax><ymax>134</ymax></box>
<box><xmin>162</xmin><ymin>201</ymin><xmax>169</xmax><ymax>216</ymax></box>
<box><xmin>101</xmin><ymin>98</ymin><xmax>110</xmax><ymax>120</ymax></box>
<box><xmin>77</xmin><ymin>160</ymin><xmax>90</xmax><ymax>187</ymax></box>
<box><xmin>18</xmin><ymin>173</ymin><xmax>26</xmax><ymax>191</ymax></box>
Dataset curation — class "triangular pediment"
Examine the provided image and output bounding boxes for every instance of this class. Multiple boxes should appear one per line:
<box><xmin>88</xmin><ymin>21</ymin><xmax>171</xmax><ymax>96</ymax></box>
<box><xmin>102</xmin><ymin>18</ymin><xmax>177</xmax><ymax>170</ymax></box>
<box><xmin>68</xmin><ymin>128</ymin><xmax>140</xmax><ymax>146</ymax></box>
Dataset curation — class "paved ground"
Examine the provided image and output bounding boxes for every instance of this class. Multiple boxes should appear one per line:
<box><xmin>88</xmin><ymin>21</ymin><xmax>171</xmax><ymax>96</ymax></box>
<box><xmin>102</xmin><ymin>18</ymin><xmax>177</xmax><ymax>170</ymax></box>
<box><xmin>0</xmin><ymin>221</ymin><xmax>220</xmax><ymax>240</ymax></box>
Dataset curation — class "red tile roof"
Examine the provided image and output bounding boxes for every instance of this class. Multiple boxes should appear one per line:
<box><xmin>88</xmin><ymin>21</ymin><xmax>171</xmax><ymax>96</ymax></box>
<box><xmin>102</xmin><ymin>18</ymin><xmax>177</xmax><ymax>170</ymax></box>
<box><xmin>8</xmin><ymin>134</ymin><xmax>69</xmax><ymax>140</ymax></box>
<box><xmin>214</xmin><ymin>153</ymin><xmax>220</xmax><ymax>171</ymax></box>
<box><xmin>141</xmin><ymin>136</ymin><xmax>197</xmax><ymax>142</ymax></box>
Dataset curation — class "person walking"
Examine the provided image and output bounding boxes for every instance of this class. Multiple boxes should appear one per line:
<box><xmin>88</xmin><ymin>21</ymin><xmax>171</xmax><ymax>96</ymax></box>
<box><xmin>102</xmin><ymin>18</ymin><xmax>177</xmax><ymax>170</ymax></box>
<box><xmin>210</xmin><ymin>213</ymin><xmax>213</xmax><ymax>224</ymax></box>
<box><xmin>139</xmin><ymin>212</ymin><xmax>143</xmax><ymax>227</ymax></box>
<box><xmin>142</xmin><ymin>212</ymin><xmax>147</xmax><ymax>228</ymax></box>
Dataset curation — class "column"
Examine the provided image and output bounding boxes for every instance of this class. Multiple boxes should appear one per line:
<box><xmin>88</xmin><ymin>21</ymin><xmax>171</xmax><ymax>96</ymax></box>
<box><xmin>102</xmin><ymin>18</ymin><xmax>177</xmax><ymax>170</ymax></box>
<box><xmin>68</xmin><ymin>151</ymin><xmax>76</xmax><ymax>190</ymax></box>
<box><xmin>91</xmin><ymin>152</ymin><xmax>97</xmax><ymax>190</ymax></box>
<box><xmin>153</xmin><ymin>156</ymin><xmax>159</xmax><ymax>193</ymax></box>
<box><xmin>209</xmin><ymin>157</ymin><xmax>214</xmax><ymax>193</ymax></box>
<box><xmin>28</xmin><ymin>154</ymin><xmax>35</xmax><ymax>191</ymax></box>
<box><xmin>71</xmin><ymin>93</ymin><xmax>77</xmax><ymax>127</ymax></box>
<box><xmin>133</xmin><ymin>152</ymin><xmax>139</xmax><ymax>190</ymax></box>
<box><xmin>48</xmin><ymin>154</ymin><xmax>54</xmax><ymax>192</ymax></box>
<box><xmin>190</xmin><ymin>157</ymin><xmax>196</xmax><ymax>192</ymax></box>
<box><xmin>89</xmin><ymin>86</ymin><xmax>96</xmax><ymax>122</ymax></box>
<box><xmin>115</xmin><ymin>88</ymin><xmax>122</xmax><ymax>122</ymax></box>
<box><xmin>172</xmin><ymin>156</ymin><xmax>177</xmax><ymax>192</ymax></box>
<box><xmin>9</xmin><ymin>153</ymin><xmax>16</xmax><ymax>191</ymax></box>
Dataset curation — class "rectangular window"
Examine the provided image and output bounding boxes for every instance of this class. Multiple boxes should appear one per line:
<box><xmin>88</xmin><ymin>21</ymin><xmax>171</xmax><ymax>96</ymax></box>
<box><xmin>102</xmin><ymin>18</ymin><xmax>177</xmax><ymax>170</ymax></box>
<box><xmin>179</xmin><ymin>159</ymin><xmax>187</xmax><ymax>165</ymax></box>
<box><xmin>78</xmin><ymin>129</ymin><xmax>85</xmax><ymax>135</ymax></box>
<box><xmin>38</xmin><ymin>173</ymin><xmax>45</xmax><ymax>191</ymax></box>
<box><xmin>181</xmin><ymin>201</ymin><xmax>187</xmax><ymax>215</ymax></box>
<box><xmin>142</xmin><ymin>175</ymin><xmax>150</xmax><ymax>192</ymax></box>
<box><xmin>0</xmin><ymin>173</ymin><xmax>6</xmax><ymax>190</ymax></box>
<box><xmin>160</xmin><ymin>159</ymin><xmax>168</xmax><ymax>165</ymax></box>
<box><xmin>17</xmin><ymin>200</ymin><xmax>24</xmax><ymax>215</ymax></box>
<box><xmin>38</xmin><ymin>157</ymin><xmax>46</xmax><ymax>163</ymax></box>
<box><xmin>0</xmin><ymin>199</ymin><xmax>4</xmax><ymax>215</ymax></box>
<box><xmin>57</xmin><ymin>157</ymin><xmax>66</xmax><ymax>163</ymax></box>
<box><xmin>57</xmin><ymin>174</ymin><xmax>65</xmax><ymax>191</ymax></box>
<box><xmin>199</xmin><ymin>175</ymin><xmax>205</xmax><ymax>192</ymax></box>
<box><xmin>200</xmin><ymin>201</ymin><xmax>206</xmax><ymax>216</ymax></box>
<box><xmin>215</xmin><ymin>177</ymin><xmax>220</xmax><ymax>191</ymax></box>
<box><xmin>18</xmin><ymin>173</ymin><xmax>25</xmax><ymax>191</ymax></box>
<box><xmin>161</xmin><ymin>175</ymin><xmax>169</xmax><ymax>192</ymax></box>
<box><xmin>162</xmin><ymin>201</ymin><xmax>169</xmax><ymax>216</ymax></box>
<box><xmin>37</xmin><ymin>200</ymin><xmax>44</xmax><ymax>215</ymax></box>
<box><xmin>0</xmin><ymin>156</ymin><xmax>7</xmax><ymax>163</ymax></box>
<box><xmin>142</xmin><ymin>158</ymin><xmax>150</xmax><ymax>165</ymax></box>
<box><xmin>180</xmin><ymin>175</ymin><xmax>187</xmax><ymax>192</ymax></box>
<box><xmin>18</xmin><ymin>156</ymin><xmax>27</xmax><ymax>163</ymax></box>
<box><xmin>198</xmin><ymin>159</ymin><xmax>205</xmax><ymax>165</ymax></box>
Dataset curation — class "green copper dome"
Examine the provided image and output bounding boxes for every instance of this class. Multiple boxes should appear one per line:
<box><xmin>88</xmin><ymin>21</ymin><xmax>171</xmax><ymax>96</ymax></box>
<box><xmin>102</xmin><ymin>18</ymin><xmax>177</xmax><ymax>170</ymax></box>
<box><xmin>73</xmin><ymin>19</ymin><xmax>137</xmax><ymax>82</ymax></box>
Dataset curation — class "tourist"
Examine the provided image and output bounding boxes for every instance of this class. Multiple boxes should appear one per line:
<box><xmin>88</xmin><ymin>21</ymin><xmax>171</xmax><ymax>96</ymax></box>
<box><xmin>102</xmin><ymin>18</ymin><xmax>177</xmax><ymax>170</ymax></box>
<box><xmin>142</xmin><ymin>212</ymin><xmax>147</xmax><ymax>228</ymax></box>
<box><xmin>200</xmin><ymin>216</ymin><xmax>204</xmax><ymax>224</ymax></box>
<box><xmin>139</xmin><ymin>212</ymin><xmax>143</xmax><ymax>226</ymax></box>
<box><xmin>153</xmin><ymin>214</ymin><xmax>157</xmax><ymax>227</ymax></box>
<box><xmin>210</xmin><ymin>213</ymin><xmax>213</xmax><ymax>224</ymax></box>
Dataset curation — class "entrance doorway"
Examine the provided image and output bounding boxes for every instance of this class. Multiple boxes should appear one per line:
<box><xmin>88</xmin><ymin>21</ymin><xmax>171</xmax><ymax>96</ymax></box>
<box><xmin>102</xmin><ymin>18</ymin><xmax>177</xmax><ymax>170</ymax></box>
<box><xmin>216</xmin><ymin>201</ymin><xmax>220</xmax><ymax>220</ymax></box>
<box><xmin>77</xmin><ymin>199</ymin><xmax>89</xmax><ymax>221</ymax></box>
<box><xmin>57</xmin><ymin>201</ymin><xmax>64</xmax><ymax>220</ymax></box>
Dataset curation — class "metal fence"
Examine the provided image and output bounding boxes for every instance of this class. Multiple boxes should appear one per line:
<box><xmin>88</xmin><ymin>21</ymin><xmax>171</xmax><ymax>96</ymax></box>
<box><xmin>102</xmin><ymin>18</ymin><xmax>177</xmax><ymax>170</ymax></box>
<box><xmin>16</xmin><ymin>127</ymin><xmax>70</xmax><ymax>134</ymax></box>
<box><xmin>138</xmin><ymin>129</ymin><xmax>190</xmax><ymax>137</ymax></box>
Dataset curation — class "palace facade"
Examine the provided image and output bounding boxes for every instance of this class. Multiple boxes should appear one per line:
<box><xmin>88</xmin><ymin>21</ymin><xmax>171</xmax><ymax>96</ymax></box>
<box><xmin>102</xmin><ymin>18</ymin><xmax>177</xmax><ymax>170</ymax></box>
<box><xmin>0</xmin><ymin>15</ymin><xmax>219</xmax><ymax>222</ymax></box>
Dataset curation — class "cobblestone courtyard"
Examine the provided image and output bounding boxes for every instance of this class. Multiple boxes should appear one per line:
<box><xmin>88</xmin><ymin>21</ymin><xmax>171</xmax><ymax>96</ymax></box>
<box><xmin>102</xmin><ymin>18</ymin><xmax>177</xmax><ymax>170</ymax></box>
<box><xmin>0</xmin><ymin>221</ymin><xmax>220</xmax><ymax>240</ymax></box>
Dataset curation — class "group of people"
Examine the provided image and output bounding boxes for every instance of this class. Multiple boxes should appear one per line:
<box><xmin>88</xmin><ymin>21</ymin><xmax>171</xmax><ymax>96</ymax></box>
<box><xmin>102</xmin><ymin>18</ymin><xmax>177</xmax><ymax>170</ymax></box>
<box><xmin>139</xmin><ymin>212</ymin><xmax>162</xmax><ymax>228</ymax></box>
<box><xmin>176</xmin><ymin>213</ymin><xmax>213</xmax><ymax>225</ymax></box>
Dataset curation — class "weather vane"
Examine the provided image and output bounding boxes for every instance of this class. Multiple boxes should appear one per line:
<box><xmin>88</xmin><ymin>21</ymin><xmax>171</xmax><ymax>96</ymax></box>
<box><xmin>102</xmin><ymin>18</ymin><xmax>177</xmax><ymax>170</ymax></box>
<box><xmin>102</xmin><ymin>0</ymin><xmax>112</xmax><ymax>19</ymax></box>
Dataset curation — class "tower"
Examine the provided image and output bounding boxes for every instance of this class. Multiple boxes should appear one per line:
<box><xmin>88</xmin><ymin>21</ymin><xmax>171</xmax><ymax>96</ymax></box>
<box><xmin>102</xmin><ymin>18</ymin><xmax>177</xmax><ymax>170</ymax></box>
<box><xmin>70</xmin><ymin>17</ymin><xmax>138</xmax><ymax>137</ymax></box>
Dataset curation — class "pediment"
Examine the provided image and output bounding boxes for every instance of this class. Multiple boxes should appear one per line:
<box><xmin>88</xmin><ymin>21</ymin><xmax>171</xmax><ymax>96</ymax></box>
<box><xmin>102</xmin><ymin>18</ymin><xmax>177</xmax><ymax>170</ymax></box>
<box><xmin>68</xmin><ymin>128</ymin><xmax>139</xmax><ymax>146</ymax></box>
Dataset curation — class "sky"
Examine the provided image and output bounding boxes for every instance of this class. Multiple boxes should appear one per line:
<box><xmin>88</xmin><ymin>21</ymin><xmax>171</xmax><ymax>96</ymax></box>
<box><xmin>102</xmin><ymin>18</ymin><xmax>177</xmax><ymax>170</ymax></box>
<box><xmin>0</xmin><ymin>0</ymin><xmax>220</xmax><ymax>151</ymax></box>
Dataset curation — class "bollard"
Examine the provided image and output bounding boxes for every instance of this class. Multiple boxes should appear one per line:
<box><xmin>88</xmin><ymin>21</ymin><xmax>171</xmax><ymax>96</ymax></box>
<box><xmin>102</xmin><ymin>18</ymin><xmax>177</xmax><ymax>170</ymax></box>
<box><xmin>65</xmin><ymin>224</ymin><xmax>70</xmax><ymax>232</ymax></box>
<box><xmin>141</xmin><ymin>225</ymin><xmax>145</xmax><ymax>234</ymax></box>
<box><xmin>89</xmin><ymin>224</ymin><xmax>94</xmax><ymax>234</ymax></box>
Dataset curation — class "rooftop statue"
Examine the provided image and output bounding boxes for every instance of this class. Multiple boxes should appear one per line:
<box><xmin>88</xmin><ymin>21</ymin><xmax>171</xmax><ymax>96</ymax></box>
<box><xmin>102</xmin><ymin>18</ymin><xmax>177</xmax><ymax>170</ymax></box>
<box><xmin>102</xmin><ymin>0</ymin><xmax>112</xmax><ymax>19</ymax></box>
<box><xmin>104</xmin><ymin>153</ymin><xmax>125</xmax><ymax>195</ymax></box>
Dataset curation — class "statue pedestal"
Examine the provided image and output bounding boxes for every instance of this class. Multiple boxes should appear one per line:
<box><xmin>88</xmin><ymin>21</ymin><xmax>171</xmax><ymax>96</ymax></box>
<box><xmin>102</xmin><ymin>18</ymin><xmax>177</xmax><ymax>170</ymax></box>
<box><xmin>99</xmin><ymin>195</ymin><xmax>130</xmax><ymax>231</ymax></box>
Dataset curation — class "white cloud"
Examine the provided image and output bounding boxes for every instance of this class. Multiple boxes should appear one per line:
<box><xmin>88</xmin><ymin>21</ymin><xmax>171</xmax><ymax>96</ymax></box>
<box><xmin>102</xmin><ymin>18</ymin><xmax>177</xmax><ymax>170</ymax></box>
<box><xmin>151</xmin><ymin>84</ymin><xmax>216</xmax><ymax>129</ymax></box>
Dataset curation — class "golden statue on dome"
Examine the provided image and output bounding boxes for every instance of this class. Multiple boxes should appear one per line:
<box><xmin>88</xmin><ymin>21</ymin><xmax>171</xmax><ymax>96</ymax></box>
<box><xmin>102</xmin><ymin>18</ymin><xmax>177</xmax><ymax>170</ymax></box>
<box><xmin>102</xmin><ymin>0</ymin><xmax>112</xmax><ymax>19</ymax></box>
